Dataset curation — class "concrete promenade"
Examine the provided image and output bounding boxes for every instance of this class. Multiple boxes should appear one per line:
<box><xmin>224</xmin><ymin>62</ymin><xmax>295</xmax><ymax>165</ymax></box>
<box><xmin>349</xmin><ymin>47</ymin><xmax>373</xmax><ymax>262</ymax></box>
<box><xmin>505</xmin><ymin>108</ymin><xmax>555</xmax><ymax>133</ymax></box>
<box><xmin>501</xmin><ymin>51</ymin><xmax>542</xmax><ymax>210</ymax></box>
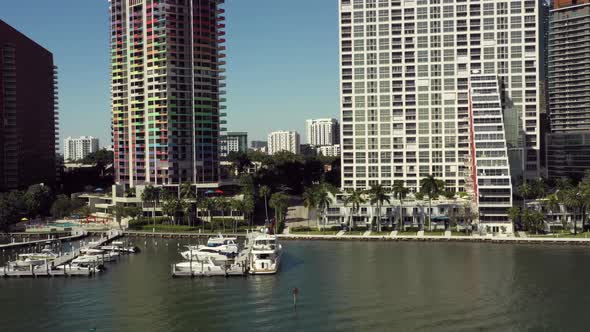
<box><xmin>121</xmin><ymin>230</ymin><xmax>590</xmax><ymax>245</ymax></box>
<box><xmin>279</xmin><ymin>233</ymin><xmax>590</xmax><ymax>245</ymax></box>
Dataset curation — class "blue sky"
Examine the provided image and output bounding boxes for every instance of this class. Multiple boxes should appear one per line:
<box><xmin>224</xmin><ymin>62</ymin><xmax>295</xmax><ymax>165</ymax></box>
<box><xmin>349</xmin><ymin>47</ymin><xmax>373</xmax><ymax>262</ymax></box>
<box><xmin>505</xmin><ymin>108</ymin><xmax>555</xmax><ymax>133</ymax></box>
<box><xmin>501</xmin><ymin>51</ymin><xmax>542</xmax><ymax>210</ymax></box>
<box><xmin>0</xmin><ymin>0</ymin><xmax>339</xmax><ymax>147</ymax></box>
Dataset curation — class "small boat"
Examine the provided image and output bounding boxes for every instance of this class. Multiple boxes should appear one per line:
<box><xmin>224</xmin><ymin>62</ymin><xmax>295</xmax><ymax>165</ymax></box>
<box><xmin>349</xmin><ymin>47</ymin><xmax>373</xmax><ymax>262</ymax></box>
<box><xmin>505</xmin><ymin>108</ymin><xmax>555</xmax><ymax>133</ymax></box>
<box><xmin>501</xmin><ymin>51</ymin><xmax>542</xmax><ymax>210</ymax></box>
<box><xmin>55</xmin><ymin>263</ymin><xmax>103</xmax><ymax>272</ymax></box>
<box><xmin>248</xmin><ymin>233</ymin><xmax>282</xmax><ymax>275</ymax></box>
<box><xmin>13</xmin><ymin>246</ymin><xmax>60</xmax><ymax>268</ymax></box>
<box><xmin>74</xmin><ymin>249</ymin><xmax>119</xmax><ymax>264</ymax></box>
<box><xmin>100</xmin><ymin>243</ymin><xmax>139</xmax><ymax>253</ymax></box>
<box><xmin>14</xmin><ymin>254</ymin><xmax>46</xmax><ymax>268</ymax></box>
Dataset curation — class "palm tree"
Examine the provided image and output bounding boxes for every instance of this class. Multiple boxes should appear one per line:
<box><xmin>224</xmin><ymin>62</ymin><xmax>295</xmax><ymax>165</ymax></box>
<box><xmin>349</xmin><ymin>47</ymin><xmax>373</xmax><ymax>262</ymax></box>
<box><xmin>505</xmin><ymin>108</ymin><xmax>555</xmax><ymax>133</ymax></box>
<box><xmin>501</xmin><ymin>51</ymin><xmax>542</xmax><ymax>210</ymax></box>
<box><xmin>543</xmin><ymin>194</ymin><xmax>560</xmax><ymax>231</ymax></box>
<box><xmin>414</xmin><ymin>192</ymin><xmax>425</xmax><ymax>230</ymax></box>
<box><xmin>517</xmin><ymin>182</ymin><xmax>534</xmax><ymax>209</ymax></box>
<box><xmin>259</xmin><ymin>185</ymin><xmax>271</xmax><ymax>226</ymax></box>
<box><xmin>244</xmin><ymin>193</ymin><xmax>254</xmax><ymax>226</ymax></box>
<box><xmin>302</xmin><ymin>187</ymin><xmax>318</xmax><ymax>228</ymax></box>
<box><xmin>269</xmin><ymin>192</ymin><xmax>289</xmax><ymax>234</ymax></box>
<box><xmin>368</xmin><ymin>184</ymin><xmax>390</xmax><ymax>232</ymax></box>
<box><xmin>316</xmin><ymin>187</ymin><xmax>332</xmax><ymax>230</ymax></box>
<box><xmin>420</xmin><ymin>175</ymin><xmax>445</xmax><ymax>231</ymax></box>
<box><xmin>141</xmin><ymin>185</ymin><xmax>158</xmax><ymax>227</ymax></box>
<box><xmin>562</xmin><ymin>188</ymin><xmax>582</xmax><ymax>235</ymax></box>
<box><xmin>231</xmin><ymin>199</ymin><xmax>246</xmax><ymax>233</ymax></box>
<box><xmin>531</xmin><ymin>178</ymin><xmax>547</xmax><ymax>200</ymax></box>
<box><xmin>391</xmin><ymin>182</ymin><xmax>409</xmax><ymax>231</ymax></box>
<box><xmin>161</xmin><ymin>197</ymin><xmax>181</xmax><ymax>225</ymax></box>
<box><xmin>343</xmin><ymin>189</ymin><xmax>366</xmax><ymax>230</ymax></box>
<box><xmin>507</xmin><ymin>206</ymin><xmax>521</xmax><ymax>232</ymax></box>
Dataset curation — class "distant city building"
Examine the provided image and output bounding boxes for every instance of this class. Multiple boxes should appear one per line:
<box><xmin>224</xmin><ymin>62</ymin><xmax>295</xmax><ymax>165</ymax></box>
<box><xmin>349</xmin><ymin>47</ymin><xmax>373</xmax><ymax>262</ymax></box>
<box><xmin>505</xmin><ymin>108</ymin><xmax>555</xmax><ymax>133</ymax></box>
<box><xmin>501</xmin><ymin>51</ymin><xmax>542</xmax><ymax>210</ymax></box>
<box><xmin>0</xmin><ymin>20</ymin><xmax>58</xmax><ymax>191</ymax></box>
<box><xmin>64</xmin><ymin>136</ymin><xmax>100</xmax><ymax>161</ymax></box>
<box><xmin>268</xmin><ymin>131</ymin><xmax>300</xmax><ymax>155</ymax></box>
<box><xmin>220</xmin><ymin>132</ymin><xmax>247</xmax><ymax>158</ymax></box>
<box><xmin>546</xmin><ymin>0</ymin><xmax>590</xmax><ymax>181</ymax></box>
<box><xmin>305</xmin><ymin>118</ymin><xmax>339</xmax><ymax>147</ymax></box>
<box><xmin>317</xmin><ymin>145</ymin><xmax>341</xmax><ymax>157</ymax></box>
<box><xmin>300</xmin><ymin>144</ymin><xmax>316</xmax><ymax>157</ymax></box>
<box><xmin>250</xmin><ymin>140</ymin><xmax>268</xmax><ymax>152</ymax></box>
<box><xmin>109</xmin><ymin>0</ymin><xmax>226</xmax><ymax>187</ymax></box>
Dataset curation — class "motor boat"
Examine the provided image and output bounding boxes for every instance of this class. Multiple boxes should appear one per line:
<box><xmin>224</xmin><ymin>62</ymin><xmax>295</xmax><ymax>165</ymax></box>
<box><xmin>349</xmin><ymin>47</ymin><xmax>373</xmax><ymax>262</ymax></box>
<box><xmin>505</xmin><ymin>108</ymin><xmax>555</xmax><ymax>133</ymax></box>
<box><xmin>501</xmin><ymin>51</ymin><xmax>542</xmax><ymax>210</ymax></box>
<box><xmin>185</xmin><ymin>235</ymin><xmax>239</xmax><ymax>257</ymax></box>
<box><xmin>13</xmin><ymin>246</ymin><xmax>60</xmax><ymax>268</ymax></box>
<box><xmin>248</xmin><ymin>233</ymin><xmax>282</xmax><ymax>275</ymax></box>
<box><xmin>74</xmin><ymin>248</ymin><xmax>119</xmax><ymax>264</ymax></box>
<box><xmin>100</xmin><ymin>241</ymin><xmax>139</xmax><ymax>253</ymax></box>
<box><xmin>174</xmin><ymin>257</ymin><xmax>244</xmax><ymax>276</ymax></box>
<box><xmin>180</xmin><ymin>246</ymin><xmax>231</xmax><ymax>262</ymax></box>
<box><xmin>55</xmin><ymin>263</ymin><xmax>103</xmax><ymax>272</ymax></box>
<box><xmin>13</xmin><ymin>254</ymin><xmax>47</xmax><ymax>268</ymax></box>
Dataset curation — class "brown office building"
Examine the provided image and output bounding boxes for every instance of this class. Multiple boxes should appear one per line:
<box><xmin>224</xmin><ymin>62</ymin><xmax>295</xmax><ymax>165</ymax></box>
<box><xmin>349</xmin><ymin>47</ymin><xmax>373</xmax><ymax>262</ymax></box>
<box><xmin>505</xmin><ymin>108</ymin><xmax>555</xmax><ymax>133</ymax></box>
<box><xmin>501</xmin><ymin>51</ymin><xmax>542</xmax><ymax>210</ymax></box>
<box><xmin>0</xmin><ymin>20</ymin><xmax>58</xmax><ymax>191</ymax></box>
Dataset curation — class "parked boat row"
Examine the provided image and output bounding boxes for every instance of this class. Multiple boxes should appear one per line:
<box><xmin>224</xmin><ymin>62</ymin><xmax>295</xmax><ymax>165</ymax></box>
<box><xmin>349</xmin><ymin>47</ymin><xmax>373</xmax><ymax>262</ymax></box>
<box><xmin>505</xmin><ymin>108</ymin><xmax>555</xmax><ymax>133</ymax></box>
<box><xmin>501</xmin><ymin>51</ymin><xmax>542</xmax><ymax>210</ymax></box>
<box><xmin>4</xmin><ymin>236</ymin><xmax>137</xmax><ymax>276</ymax></box>
<box><xmin>172</xmin><ymin>232</ymin><xmax>283</xmax><ymax>277</ymax></box>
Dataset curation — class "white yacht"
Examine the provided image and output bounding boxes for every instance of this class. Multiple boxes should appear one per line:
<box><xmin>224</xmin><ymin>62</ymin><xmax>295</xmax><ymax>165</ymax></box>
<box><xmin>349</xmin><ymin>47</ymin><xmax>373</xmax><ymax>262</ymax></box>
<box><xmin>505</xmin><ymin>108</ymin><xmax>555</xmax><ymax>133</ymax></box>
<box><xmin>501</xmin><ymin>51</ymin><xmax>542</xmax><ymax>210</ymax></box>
<box><xmin>174</xmin><ymin>257</ymin><xmax>244</xmax><ymax>276</ymax></box>
<box><xmin>185</xmin><ymin>235</ymin><xmax>239</xmax><ymax>257</ymax></box>
<box><xmin>180</xmin><ymin>246</ymin><xmax>229</xmax><ymax>262</ymax></box>
<box><xmin>248</xmin><ymin>233</ymin><xmax>282</xmax><ymax>275</ymax></box>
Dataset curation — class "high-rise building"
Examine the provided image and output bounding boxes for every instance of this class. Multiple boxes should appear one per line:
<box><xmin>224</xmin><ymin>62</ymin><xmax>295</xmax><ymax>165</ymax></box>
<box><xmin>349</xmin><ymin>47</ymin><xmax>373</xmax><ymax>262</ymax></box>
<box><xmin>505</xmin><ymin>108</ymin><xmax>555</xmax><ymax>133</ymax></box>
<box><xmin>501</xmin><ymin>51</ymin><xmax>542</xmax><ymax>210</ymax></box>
<box><xmin>268</xmin><ymin>131</ymin><xmax>300</xmax><ymax>155</ymax></box>
<box><xmin>546</xmin><ymin>0</ymin><xmax>590</xmax><ymax>180</ymax></box>
<box><xmin>109</xmin><ymin>0</ymin><xmax>226</xmax><ymax>187</ymax></box>
<box><xmin>305</xmin><ymin>118</ymin><xmax>340</xmax><ymax>146</ymax></box>
<box><xmin>338</xmin><ymin>0</ymin><xmax>542</xmax><ymax>226</ymax></box>
<box><xmin>0</xmin><ymin>20</ymin><xmax>58</xmax><ymax>191</ymax></box>
<box><xmin>220</xmin><ymin>131</ymin><xmax>247</xmax><ymax>158</ymax></box>
<box><xmin>64</xmin><ymin>136</ymin><xmax>100</xmax><ymax>161</ymax></box>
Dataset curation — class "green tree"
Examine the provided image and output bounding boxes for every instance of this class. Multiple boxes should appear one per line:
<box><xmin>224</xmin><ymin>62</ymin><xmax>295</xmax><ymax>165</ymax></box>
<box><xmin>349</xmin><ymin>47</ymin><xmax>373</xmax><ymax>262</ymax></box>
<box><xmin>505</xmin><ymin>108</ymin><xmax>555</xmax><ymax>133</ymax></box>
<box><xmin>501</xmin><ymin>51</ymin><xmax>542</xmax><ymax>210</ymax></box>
<box><xmin>161</xmin><ymin>198</ymin><xmax>182</xmax><ymax>225</ymax></box>
<box><xmin>391</xmin><ymin>180</ymin><xmax>410</xmax><ymax>231</ymax></box>
<box><xmin>141</xmin><ymin>185</ymin><xmax>161</xmax><ymax>228</ymax></box>
<box><xmin>242</xmin><ymin>194</ymin><xmax>255</xmax><ymax>228</ymax></box>
<box><xmin>109</xmin><ymin>203</ymin><xmax>129</xmax><ymax>230</ymax></box>
<box><xmin>562</xmin><ymin>188</ymin><xmax>583</xmax><ymax>234</ymax></box>
<box><xmin>302</xmin><ymin>187</ymin><xmax>318</xmax><ymax>228</ymax></box>
<box><xmin>368</xmin><ymin>184</ymin><xmax>390</xmax><ymax>232</ymax></box>
<box><xmin>24</xmin><ymin>184</ymin><xmax>54</xmax><ymax>217</ymax></box>
<box><xmin>531</xmin><ymin>177</ymin><xmax>547</xmax><ymax>200</ymax></box>
<box><xmin>343</xmin><ymin>189</ymin><xmax>365</xmax><ymax>230</ymax></box>
<box><xmin>227</xmin><ymin>151</ymin><xmax>253</xmax><ymax>175</ymax></box>
<box><xmin>269</xmin><ymin>192</ymin><xmax>289</xmax><ymax>234</ymax></box>
<box><xmin>508</xmin><ymin>206</ymin><xmax>521</xmax><ymax>231</ymax></box>
<box><xmin>315</xmin><ymin>187</ymin><xmax>332</xmax><ymax>230</ymax></box>
<box><xmin>259</xmin><ymin>185</ymin><xmax>271</xmax><ymax>225</ymax></box>
<box><xmin>517</xmin><ymin>182</ymin><xmax>534</xmax><ymax>209</ymax></box>
<box><xmin>420</xmin><ymin>175</ymin><xmax>445</xmax><ymax>231</ymax></box>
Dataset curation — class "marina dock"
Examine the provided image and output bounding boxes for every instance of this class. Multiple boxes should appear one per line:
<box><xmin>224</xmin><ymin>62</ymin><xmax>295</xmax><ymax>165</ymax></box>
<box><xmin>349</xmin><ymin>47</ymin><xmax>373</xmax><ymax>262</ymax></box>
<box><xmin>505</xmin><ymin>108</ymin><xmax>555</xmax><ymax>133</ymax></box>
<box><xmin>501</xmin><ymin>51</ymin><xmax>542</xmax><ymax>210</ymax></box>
<box><xmin>0</xmin><ymin>230</ymin><xmax>88</xmax><ymax>250</ymax></box>
<box><xmin>1</xmin><ymin>229</ymin><xmax>123</xmax><ymax>278</ymax></box>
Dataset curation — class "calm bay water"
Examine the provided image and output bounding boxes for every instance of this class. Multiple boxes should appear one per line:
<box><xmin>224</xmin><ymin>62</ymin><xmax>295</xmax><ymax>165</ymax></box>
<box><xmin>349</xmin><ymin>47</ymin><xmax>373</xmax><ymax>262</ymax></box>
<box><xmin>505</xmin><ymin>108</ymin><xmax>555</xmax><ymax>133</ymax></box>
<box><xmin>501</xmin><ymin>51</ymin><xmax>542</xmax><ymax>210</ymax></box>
<box><xmin>2</xmin><ymin>239</ymin><xmax>590</xmax><ymax>331</ymax></box>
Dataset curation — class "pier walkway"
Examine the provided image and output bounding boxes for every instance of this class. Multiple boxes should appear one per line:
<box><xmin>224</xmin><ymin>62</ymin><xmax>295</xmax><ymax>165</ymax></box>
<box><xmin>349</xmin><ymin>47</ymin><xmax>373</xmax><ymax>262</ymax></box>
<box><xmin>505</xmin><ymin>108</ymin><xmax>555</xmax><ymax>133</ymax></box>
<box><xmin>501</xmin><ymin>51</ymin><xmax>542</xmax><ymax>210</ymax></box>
<box><xmin>0</xmin><ymin>231</ymin><xmax>88</xmax><ymax>250</ymax></box>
